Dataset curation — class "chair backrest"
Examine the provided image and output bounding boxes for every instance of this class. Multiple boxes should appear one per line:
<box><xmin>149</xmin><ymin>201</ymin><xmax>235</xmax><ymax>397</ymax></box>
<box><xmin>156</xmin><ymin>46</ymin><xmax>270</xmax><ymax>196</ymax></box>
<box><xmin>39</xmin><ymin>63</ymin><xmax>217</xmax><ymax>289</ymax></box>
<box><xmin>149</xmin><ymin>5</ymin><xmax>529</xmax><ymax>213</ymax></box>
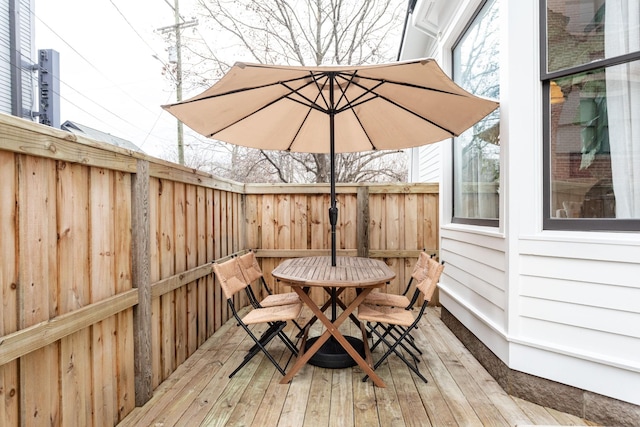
<box><xmin>212</xmin><ymin>258</ymin><xmax>247</xmax><ymax>300</ymax></box>
<box><xmin>237</xmin><ymin>251</ymin><xmax>263</xmax><ymax>284</ymax></box>
<box><xmin>416</xmin><ymin>257</ymin><xmax>445</xmax><ymax>302</ymax></box>
<box><xmin>410</xmin><ymin>251</ymin><xmax>431</xmax><ymax>283</ymax></box>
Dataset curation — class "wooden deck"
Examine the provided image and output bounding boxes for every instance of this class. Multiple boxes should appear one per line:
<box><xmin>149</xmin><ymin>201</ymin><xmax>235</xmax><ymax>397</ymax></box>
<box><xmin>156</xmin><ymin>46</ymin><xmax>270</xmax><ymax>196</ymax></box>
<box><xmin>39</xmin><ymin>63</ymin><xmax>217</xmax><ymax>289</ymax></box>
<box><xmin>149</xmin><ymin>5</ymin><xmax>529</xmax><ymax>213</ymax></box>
<box><xmin>118</xmin><ymin>307</ymin><xmax>598</xmax><ymax>427</ymax></box>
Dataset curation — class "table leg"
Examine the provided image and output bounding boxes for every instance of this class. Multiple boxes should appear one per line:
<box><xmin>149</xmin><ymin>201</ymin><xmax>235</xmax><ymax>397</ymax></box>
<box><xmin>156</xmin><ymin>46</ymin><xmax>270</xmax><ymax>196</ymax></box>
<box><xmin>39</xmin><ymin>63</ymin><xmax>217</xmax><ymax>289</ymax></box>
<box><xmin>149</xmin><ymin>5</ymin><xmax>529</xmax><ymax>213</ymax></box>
<box><xmin>297</xmin><ymin>287</ymin><xmax>346</xmax><ymax>336</ymax></box>
<box><xmin>280</xmin><ymin>286</ymin><xmax>386</xmax><ymax>388</ymax></box>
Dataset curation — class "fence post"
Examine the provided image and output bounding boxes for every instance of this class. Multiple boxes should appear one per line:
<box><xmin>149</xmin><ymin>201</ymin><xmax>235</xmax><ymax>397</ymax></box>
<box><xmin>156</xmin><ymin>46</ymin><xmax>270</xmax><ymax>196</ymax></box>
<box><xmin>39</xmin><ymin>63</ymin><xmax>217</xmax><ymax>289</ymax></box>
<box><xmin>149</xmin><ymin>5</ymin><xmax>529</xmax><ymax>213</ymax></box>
<box><xmin>131</xmin><ymin>159</ymin><xmax>153</xmax><ymax>405</ymax></box>
<box><xmin>357</xmin><ymin>186</ymin><xmax>369</xmax><ymax>257</ymax></box>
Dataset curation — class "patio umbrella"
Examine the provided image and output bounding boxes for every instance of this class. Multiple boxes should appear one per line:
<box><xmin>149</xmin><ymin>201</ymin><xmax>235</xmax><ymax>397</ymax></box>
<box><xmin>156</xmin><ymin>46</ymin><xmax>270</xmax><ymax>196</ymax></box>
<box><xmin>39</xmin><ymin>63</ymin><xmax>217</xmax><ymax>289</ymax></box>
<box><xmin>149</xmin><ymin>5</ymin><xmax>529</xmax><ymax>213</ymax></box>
<box><xmin>162</xmin><ymin>58</ymin><xmax>499</xmax><ymax>266</ymax></box>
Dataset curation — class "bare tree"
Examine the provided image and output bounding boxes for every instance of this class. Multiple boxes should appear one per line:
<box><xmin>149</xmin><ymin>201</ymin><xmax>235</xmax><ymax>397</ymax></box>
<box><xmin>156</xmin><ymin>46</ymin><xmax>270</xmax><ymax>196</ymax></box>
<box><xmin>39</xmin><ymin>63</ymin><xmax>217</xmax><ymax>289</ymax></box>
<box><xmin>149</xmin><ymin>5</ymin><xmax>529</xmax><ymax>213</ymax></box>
<box><xmin>166</xmin><ymin>0</ymin><xmax>408</xmax><ymax>183</ymax></box>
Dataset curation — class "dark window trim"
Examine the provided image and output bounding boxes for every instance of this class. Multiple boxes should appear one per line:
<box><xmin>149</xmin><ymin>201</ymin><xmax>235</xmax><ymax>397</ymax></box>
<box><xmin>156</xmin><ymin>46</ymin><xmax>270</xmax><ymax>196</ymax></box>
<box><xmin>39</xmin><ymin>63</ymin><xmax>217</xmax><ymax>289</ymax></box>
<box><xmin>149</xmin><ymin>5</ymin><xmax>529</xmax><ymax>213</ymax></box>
<box><xmin>540</xmin><ymin>0</ymin><xmax>640</xmax><ymax>232</ymax></box>
<box><xmin>452</xmin><ymin>217</ymin><xmax>499</xmax><ymax>227</ymax></box>
<box><xmin>451</xmin><ymin>0</ymin><xmax>499</xmax><ymax>228</ymax></box>
<box><xmin>544</xmin><ymin>52</ymin><xmax>640</xmax><ymax>80</ymax></box>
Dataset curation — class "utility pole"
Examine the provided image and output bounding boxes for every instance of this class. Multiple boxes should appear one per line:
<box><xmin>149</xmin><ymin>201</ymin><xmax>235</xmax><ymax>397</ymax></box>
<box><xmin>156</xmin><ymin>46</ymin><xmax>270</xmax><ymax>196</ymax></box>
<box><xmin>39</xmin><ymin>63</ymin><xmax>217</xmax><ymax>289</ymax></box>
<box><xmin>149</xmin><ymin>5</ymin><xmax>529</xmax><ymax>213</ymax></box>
<box><xmin>158</xmin><ymin>0</ymin><xmax>197</xmax><ymax>165</ymax></box>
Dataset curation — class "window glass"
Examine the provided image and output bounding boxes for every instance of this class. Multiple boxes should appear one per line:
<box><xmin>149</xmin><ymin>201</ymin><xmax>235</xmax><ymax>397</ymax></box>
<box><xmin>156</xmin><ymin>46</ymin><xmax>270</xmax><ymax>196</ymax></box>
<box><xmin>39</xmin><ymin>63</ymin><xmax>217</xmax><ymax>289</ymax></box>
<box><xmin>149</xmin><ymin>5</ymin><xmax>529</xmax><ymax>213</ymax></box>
<box><xmin>453</xmin><ymin>0</ymin><xmax>500</xmax><ymax>224</ymax></box>
<box><xmin>549</xmin><ymin>62</ymin><xmax>640</xmax><ymax>220</ymax></box>
<box><xmin>546</xmin><ymin>0</ymin><xmax>605</xmax><ymax>73</ymax></box>
<box><xmin>544</xmin><ymin>0</ymin><xmax>640</xmax><ymax>227</ymax></box>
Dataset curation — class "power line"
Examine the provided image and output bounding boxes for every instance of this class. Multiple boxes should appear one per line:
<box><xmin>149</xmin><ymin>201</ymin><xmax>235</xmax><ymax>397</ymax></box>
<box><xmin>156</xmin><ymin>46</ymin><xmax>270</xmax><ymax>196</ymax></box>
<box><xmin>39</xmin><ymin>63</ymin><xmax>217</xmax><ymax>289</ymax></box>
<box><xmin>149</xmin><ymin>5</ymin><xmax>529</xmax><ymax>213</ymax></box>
<box><xmin>31</xmin><ymin>7</ymin><xmax>178</xmax><ymax>151</ymax></box>
<box><xmin>34</xmin><ymin>13</ymin><xmax>161</xmax><ymax>117</ymax></box>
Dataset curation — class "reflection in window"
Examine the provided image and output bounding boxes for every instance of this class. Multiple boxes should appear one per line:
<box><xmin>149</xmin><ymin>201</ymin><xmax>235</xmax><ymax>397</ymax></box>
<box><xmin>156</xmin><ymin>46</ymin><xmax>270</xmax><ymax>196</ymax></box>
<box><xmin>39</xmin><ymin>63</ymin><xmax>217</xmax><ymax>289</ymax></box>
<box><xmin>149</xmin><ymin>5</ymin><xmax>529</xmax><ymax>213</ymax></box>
<box><xmin>452</xmin><ymin>0</ymin><xmax>500</xmax><ymax>223</ymax></box>
<box><xmin>546</xmin><ymin>0</ymin><xmax>640</xmax><ymax>224</ymax></box>
<box><xmin>546</xmin><ymin>0</ymin><xmax>605</xmax><ymax>73</ymax></box>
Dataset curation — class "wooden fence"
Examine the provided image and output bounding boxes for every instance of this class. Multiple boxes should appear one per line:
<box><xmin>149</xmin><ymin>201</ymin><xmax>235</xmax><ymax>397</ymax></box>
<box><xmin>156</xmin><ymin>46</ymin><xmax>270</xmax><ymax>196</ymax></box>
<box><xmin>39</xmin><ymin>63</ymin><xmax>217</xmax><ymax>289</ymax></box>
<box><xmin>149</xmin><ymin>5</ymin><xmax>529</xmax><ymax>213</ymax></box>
<box><xmin>0</xmin><ymin>114</ymin><xmax>438</xmax><ymax>426</ymax></box>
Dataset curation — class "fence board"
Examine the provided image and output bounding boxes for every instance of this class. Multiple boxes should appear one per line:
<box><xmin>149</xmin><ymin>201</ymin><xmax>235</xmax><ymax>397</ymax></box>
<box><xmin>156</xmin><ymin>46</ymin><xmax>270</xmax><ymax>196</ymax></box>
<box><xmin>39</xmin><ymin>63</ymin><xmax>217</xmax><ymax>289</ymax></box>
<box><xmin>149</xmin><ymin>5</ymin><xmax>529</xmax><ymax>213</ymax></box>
<box><xmin>89</xmin><ymin>167</ymin><xmax>118</xmax><ymax>426</ymax></box>
<box><xmin>159</xmin><ymin>180</ymin><xmax>176</xmax><ymax>380</ymax></box>
<box><xmin>57</xmin><ymin>162</ymin><xmax>91</xmax><ymax>425</ymax></box>
<box><xmin>114</xmin><ymin>171</ymin><xmax>135</xmax><ymax>422</ymax></box>
<box><xmin>0</xmin><ymin>151</ymin><xmax>18</xmax><ymax>426</ymax></box>
<box><xmin>195</xmin><ymin>186</ymin><xmax>207</xmax><ymax>346</ymax></box>
<box><xmin>174</xmin><ymin>182</ymin><xmax>188</xmax><ymax>367</ymax></box>
<box><xmin>186</xmin><ymin>185</ymin><xmax>198</xmax><ymax>355</ymax></box>
<box><xmin>18</xmin><ymin>155</ymin><xmax>59</xmax><ymax>426</ymax></box>
<box><xmin>149</xmin><ymin>178</ymin><xmax>163</xmax><ymax>389</ymax></box>
<box><xmin>205</xmin><ymin>188</ymin><xmax>216</xmax><ymax>336</ymax></box>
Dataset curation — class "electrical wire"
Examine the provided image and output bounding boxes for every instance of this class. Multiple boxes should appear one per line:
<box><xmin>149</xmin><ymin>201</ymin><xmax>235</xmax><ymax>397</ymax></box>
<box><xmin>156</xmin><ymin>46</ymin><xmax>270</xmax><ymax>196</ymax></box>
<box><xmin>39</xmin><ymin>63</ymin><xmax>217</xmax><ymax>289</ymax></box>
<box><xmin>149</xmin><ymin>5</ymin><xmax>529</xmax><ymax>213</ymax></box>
<box><xmin>30</xmin><ymin>5</ymin><xmax>178</xmax><ymax>148</ymax></box>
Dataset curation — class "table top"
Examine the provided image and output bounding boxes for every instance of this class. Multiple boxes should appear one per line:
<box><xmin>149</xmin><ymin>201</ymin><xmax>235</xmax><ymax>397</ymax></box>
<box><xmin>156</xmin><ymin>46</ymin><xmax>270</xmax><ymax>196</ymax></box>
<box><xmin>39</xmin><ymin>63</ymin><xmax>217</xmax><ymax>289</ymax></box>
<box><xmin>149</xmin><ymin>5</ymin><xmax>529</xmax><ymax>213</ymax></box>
<box><xmin>272</xmin><ymin>256</ymin><xmax>395</xmax><ymax>288</ymax></box>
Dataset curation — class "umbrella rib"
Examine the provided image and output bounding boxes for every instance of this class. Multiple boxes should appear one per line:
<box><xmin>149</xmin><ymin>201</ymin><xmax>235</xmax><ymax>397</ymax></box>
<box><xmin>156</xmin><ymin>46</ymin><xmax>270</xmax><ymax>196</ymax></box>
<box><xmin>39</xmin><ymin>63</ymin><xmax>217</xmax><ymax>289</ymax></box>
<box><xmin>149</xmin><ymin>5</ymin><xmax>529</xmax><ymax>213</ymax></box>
<box><xmin>332</xmin><ymin>75</ymin><xmax>460</xmax><ymax>144</ymax></box>
<box><xmin>341</xmin><ymin>91</ymin><xmax>458</xmax><ymax>138</ymax></box>
<box><xmin>279</xmin><ymin>71</ymin><xmax>335</xmax><ymax>151</ymax></box>
<box><xmin>174</xmin><ymin>74</ymin><xmax>315</xmax><ymax>105</ymax></box>
<box><xmin>204</xmin><ymin>76</ymin><xmax>327</xmax><ymax>138</ymax></box>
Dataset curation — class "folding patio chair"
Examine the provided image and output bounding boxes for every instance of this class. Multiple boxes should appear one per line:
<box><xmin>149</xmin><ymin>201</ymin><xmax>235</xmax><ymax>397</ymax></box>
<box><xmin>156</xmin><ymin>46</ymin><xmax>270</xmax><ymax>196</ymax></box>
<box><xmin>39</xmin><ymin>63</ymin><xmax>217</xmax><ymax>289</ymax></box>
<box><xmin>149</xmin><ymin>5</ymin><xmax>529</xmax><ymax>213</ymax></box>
<box><xmin>357</xmin><ymin>257</ymin><xmax>445</xmax><ymax>383</ymax></box>
<box><xmin>212</xmin><ymin>257</ymin><xmax>302</xmax><ymax>378</ymax></box>
<box><xmin>237</xmin><ymin>250</ymin><xmax>303</xmax><ymax>331</ymax></box>
<box><xmin>363</xmin><ymin>251</ymin><xmax>433</xmax><ymax>357</ymax></box>
<box><xmin>363</xmin><ymin>250</ymin><xmax>432</xmax><ymax>308</ymax></box>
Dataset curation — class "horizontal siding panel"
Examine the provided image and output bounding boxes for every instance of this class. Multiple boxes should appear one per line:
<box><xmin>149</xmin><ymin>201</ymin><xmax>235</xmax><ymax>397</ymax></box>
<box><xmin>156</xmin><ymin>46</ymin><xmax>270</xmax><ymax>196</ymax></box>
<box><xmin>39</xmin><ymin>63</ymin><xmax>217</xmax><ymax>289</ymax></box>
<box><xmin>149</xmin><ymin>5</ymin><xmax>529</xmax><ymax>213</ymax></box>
<box><xmin>442</xmin><ymin>270</ymin><xmax>506</xmax><ymax>327</ymax></box>
<box><xmin>521</xmin><ymin>275</ymin><xmax>639</xmax><ymax>314</ymax></box>
<box><xmin>442</xmin><ymin>249</ymin><xmax>506</xmax><ymax>296</ymax></box>
<box><xmin>417</xmin><ymin>143</ymin><xmax>441</xmax><ymax>182</ymax></box>
<box><xmin>442</xmin><ymin>226</ymin><xmax>506</xmax><ymax>252</ymax></box>
<box><xmin>519</xmin><ymin>317</ymin><xmax>640</xmax><ymax>368</ymax></box>
<box><xmin>520</xmin><ymin>236</ymin><xmax>640</xmax><ymax>263</ymax></box>
<box><xmin>520</xmin><ymin>296</ymin><xmax>640</xmax><ymax>339</ymax></box>
<box><xmin>521</xmin><ymin>254</ymin><xmax>639</xmax><ymax>289</ymax></box>
<box><xmin>442</xmin><ymin>236</ymin><xmax>506</xmax><ymax>273</ymax></box>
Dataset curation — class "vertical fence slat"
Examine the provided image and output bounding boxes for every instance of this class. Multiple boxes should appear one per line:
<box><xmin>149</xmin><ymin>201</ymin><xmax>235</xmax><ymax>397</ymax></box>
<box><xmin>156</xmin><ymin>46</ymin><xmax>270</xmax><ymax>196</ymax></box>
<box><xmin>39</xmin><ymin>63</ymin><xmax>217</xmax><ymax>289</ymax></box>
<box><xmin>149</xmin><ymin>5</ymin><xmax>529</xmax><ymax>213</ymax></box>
<box><xmin>18</xmin><ymin>155</ymin><xmax>59</xmax><ymax>426</ymax></box>
<box><xmin>186</xmin><ymin>184</ymin><xmax>199</xmax><ymax>355</ymax></box>
<box><xmin>357</xmin><ymin>187</ymin><xmax>369</xmax><ymax>257</ymax></box>
<box><xmin>206</xmin><ymin>188</ymin><xmax>216</xmax><ymax>336</ymax></box>
<box><xmin>115</xmin><ymin>170</ymin><xmax>135</xmax><ymax>422</ymax></box>
<box><xmin>159</xmin><ymin>180</ymin><xmax>176</xmax><ymax>380</ymax></box>
<box><xmin>132</xmin><ymin>160</ymin><xmax>152</xmax><ymax>406</ymax></box>
<box><xmin>174</xmin><ymin>182</ymin><xmax>188</xmax><ymax>367</ymax></box>
<box><xmin>195</xmin><ymin>186</ymin><xmax>207</xmax><ymax>346</ymax></box>
<box><xmin>1</xmin><ymin>152</ymin><xmax>18</xmax><ymax>426</ymax></box>
<box><xmin>58</xmin><ymin>162</ymin><xmax>92</xmax><ymax>425</ymax></box>
<box><xmin>90</xmin><ymin>167</ymin><xmax>117</xmax><ymax>426</ymax></box>
<box><xmin>149</xmin><ymin>178</ymin><xmax>162</xmax><ymax>388</ymax></box>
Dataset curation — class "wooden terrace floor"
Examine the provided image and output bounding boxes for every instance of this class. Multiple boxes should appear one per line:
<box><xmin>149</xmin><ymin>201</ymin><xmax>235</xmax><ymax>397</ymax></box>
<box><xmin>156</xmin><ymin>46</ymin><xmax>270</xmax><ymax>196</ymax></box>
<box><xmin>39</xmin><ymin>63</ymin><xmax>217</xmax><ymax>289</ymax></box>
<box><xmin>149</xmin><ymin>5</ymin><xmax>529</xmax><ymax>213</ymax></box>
<box><xmin>118</xmin><ymin>307</ymin><xmax>598</xmax><ymax>427</ymax></box>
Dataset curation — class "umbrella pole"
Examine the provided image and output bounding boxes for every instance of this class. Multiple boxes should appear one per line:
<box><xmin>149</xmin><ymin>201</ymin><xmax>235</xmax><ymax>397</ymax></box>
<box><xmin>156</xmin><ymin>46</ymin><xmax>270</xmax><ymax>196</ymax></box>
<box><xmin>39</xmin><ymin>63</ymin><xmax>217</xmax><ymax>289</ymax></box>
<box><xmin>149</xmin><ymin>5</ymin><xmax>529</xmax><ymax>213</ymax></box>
<box><xmin>328</xmin><ymin>73</ymin><xmax>337</xmax><ymax>268</ymax></box>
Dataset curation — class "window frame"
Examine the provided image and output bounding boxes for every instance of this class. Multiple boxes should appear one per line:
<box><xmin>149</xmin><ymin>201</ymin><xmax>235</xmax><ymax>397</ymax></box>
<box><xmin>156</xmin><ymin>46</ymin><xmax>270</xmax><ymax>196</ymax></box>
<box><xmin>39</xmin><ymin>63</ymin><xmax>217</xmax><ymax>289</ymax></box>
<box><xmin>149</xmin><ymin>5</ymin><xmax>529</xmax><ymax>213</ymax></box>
<box><xmin>451</xmin><ymin>0</ymin><xmax>500</xmax><ymax>228</ymax></box>
<box><xmin>540</xmin><ymin>0</ymin><xmax>640</xmax><ymax>231</ymax></box>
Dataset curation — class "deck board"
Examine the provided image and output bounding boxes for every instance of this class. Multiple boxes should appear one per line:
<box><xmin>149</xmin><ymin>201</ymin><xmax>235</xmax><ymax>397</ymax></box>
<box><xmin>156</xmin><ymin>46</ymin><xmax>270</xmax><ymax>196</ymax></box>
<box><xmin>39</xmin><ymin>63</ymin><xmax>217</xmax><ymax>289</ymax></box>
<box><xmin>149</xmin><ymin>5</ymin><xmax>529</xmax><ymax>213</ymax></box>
<box><xmin>117</xmin><ymin>307</ymin><xmax>599</xmax><ymax>427</ymax></box>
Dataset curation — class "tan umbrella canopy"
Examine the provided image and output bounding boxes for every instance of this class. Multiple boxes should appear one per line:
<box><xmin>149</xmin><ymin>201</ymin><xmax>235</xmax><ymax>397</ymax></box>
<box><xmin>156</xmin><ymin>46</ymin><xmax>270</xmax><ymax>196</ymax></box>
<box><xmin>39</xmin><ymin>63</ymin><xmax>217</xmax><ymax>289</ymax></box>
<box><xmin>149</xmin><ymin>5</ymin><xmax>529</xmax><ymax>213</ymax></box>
<box><xmin>163</xmin><ymin>58</ymin><xmax>499</xmax><ymax>265</ymax></box>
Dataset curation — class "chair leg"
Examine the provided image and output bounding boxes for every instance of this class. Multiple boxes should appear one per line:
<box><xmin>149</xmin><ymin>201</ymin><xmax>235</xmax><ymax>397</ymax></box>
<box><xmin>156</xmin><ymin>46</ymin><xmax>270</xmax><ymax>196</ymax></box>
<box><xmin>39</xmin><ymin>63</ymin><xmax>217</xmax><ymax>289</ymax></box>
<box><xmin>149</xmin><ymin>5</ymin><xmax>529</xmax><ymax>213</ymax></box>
<box><xmin>363</xmin><ymin>323</ymin><xmax>428</xmax><ymax>384</ymax></box>
<box><xmin>369</xmin><ymin>323</ymin><xmax>421</xmax><ymax>363</ymax></box>
<box><xmin>246</xmin><ymin>321</ymin><xmax>285</xmax><ymax>355</ymax></box>
<box><xmin>230</xmin><ymin>321</ymin><xmax>290</xmax><ymax>378</ymax></box>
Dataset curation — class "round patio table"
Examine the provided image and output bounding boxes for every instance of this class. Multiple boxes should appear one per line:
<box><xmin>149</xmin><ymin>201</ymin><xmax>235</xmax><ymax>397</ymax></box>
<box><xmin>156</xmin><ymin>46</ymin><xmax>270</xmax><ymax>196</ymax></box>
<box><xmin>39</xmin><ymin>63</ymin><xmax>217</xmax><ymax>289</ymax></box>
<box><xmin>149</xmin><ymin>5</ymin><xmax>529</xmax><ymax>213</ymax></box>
<box><xmin>271</xmin><ymin>256</ymin><xmax>395</xmax><ymax>388</ymax></box>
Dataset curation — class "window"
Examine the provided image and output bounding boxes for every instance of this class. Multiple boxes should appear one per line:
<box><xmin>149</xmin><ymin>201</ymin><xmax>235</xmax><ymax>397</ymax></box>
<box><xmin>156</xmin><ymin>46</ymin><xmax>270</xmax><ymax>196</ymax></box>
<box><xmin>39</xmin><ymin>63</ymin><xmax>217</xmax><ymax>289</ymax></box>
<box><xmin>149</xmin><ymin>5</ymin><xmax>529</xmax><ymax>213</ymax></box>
<box><xmin>452</xmin><ymin>0</ymin><xmax>501</xmax><ymax>226</ymax></box>
<box><xmin>543</xmin><ymin>0</ymin><xmax>640</xmax><ymax>230</ymax></box>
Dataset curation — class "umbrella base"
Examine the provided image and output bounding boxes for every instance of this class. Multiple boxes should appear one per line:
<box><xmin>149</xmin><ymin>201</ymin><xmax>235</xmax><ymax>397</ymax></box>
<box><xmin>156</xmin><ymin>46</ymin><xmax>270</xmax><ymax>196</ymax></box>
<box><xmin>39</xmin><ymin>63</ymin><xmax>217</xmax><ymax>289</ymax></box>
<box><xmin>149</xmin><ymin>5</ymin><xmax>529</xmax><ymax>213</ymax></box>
<box><xmin>305</xmin><ymin>336</ymin><xmax>365</xmax><ymax>368</ymax></box>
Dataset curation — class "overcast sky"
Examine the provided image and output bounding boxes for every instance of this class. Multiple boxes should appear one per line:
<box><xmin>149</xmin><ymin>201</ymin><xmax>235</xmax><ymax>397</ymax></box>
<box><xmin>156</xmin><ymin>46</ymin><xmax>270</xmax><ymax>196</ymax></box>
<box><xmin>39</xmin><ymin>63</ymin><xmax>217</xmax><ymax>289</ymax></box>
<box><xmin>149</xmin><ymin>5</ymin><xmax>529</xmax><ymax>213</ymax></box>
<box><xmin>35</xmin><ymin>0</ymin><xmax>203</xmax><ymax>159</ymax></box>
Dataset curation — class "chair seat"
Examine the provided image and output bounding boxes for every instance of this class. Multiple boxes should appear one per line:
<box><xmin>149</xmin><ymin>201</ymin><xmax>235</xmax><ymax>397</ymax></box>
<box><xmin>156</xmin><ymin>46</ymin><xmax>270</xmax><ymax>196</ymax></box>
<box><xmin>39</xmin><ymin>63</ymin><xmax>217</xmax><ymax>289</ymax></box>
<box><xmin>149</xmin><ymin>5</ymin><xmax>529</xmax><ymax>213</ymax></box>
<box><xmin>357</xmin><ymin>303</ymin><xmax>415</xmax><ymax>327</ymax></box>
<box><xmin>363</xmin><ymin>292</ymin><xmax>410</xmax><ymax>308</ymax></box>
<box><xmin>243</xmin><ymin>302</ymin><xmax>302</xmax><ymax>325</ymax></box>
<box><xmin>259</xmin><ymin>292</ymin><xmax>301</xmax><ymax>307</ymax></box>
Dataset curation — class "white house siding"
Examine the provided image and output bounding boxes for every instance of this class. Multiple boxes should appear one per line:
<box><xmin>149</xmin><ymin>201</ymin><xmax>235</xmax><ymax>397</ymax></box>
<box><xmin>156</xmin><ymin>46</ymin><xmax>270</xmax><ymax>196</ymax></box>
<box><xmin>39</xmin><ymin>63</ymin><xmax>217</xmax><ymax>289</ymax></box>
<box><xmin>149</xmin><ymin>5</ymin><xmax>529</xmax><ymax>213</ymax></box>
<box><xmin>516</xmin><ymin>237</ymin><xmax>640</xmax><ymax>404</ymax></box>
<box><xmin>19</xmin><ymin>0</ymin><xmax>35</xmax><ymax>116</ymax></box>
<box><xmin>409</xmin><ymin>143</ymin><xmax>441</xmax><ymax>183</ymax></box>
<box><xmin>439</xmin><ymin>228</ymin><xmax>509</xmax><ymax>360</ymax></box>
<box><xmin>0</xmin><ymin>0</ymin><xmax>36</xmax><ymax>117</ymax></box>
<box><xmin>404</xmin><ymin>0</ymin><xmax>640</xmax><ymax>407</ymax></box>
<box><xmin>1</xmin><ymin>0</ymin><xmax>12</xmax><ymax>113</ymax></box>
